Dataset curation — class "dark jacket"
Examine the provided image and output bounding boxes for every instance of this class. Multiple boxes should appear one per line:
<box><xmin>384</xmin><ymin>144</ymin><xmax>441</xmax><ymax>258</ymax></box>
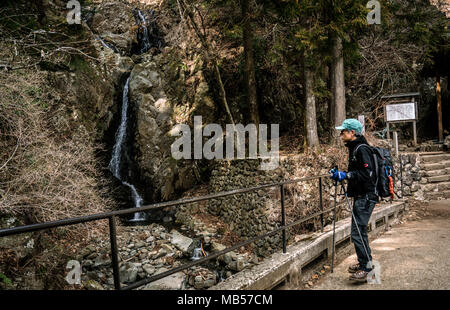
<box><xmin>345</xmin><ymin>135</ymin><xmax>378</xmax><ymax>200</ymax></box>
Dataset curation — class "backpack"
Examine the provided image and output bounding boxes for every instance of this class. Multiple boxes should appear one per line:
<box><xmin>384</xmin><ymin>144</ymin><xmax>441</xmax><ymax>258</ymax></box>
<box><xmin>352</xmin><ymin>144</ymin><xmax>395</xmax><ymax>199</ymax></box>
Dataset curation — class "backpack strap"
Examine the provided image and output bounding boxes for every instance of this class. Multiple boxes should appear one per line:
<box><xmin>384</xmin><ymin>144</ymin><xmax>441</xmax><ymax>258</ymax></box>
<box><xmin>352</xmin><ymin>144</ymin><xmax>379</xmax><ymax>196</ymax></box>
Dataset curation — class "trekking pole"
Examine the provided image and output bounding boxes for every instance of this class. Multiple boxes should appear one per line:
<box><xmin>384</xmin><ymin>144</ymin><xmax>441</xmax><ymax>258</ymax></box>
<box><xmin>340</xmin><ymin>182</ymin><xmax>372</xmax><ymax>270</ymax></box>
<box><xmin>330</xmin><ymin>169</ymin><xmax>338</xmax><ymax>273</ymax></box>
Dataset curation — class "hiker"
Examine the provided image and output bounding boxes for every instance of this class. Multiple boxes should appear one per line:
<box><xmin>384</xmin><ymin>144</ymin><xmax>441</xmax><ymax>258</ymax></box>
<box><xmin>330</xmin><ymin>118</ymin><xmax>379</xmax><ymax>282</ymax></box>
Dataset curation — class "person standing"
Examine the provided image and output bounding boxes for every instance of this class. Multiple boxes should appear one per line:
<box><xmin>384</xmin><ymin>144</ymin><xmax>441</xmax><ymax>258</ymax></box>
<box><xmin>330</xmin><ymin>119</ymin><xmax>379</xmax><ymax>282</ymax></box>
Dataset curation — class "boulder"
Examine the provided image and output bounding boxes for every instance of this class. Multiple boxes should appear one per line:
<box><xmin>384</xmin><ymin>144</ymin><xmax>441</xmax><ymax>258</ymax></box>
<box><xmin>119</xmin><ymin>262</ymin><xmax>139</xmax><ymax>283</ymax></box>
<box><xmin>170</xmin><ymin>230</ymin><xmax>194</xmax><ymax>254</ymax></box>
<box><xmin>143</xmin><ymin>264</ymin><xmax>155</xmax><ymax>275</ymax></box>
<box><xmin>227</xmin><ymin>256</ymin><xmax>245</xmax><ymax>272</ymax></box>
<box><xmin>93</xmin><ymin>253</ymin><xmax>110</xmax><ymax>267</ymax></box>
<box><xmin>143</xmin><ymin>272</ymin><xmax>186</xmax><ymax>290</ymax></box>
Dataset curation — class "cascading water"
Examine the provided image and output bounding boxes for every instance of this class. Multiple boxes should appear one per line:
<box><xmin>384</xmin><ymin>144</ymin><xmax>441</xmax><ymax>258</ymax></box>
<box><xmin>136</xmin><ymin>10</ymin><xmax>152</xmax><ymax>54</ymax></box>
<box><xmin>95</xmin><ymin>35</ymin><xmax>119</xmax><ymax>53</ymax></box>
<box><xmin>133</xmin><ymin>9</ymin><xmax>164</xmax><ymax>54</ymax></box>
<box><xmin>191</xmin><ymin>248</ymin><xmax>204</xmax><ymax>261</ymax></box>
<box><xmin>109</xmin><ymin>77</ymin><xmax>147</xmax><ymax>222</ymax></box>
<box><xmin>108</xmin><ymin>8</ymin><xmax>165</xmax><ymax>223</ymax></box>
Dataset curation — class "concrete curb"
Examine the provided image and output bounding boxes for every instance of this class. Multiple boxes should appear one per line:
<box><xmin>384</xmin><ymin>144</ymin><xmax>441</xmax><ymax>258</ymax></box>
<box><xmin>210</xmin><ymin>200</ymin><xmax>407</xmax><ymax>290</ymax></box>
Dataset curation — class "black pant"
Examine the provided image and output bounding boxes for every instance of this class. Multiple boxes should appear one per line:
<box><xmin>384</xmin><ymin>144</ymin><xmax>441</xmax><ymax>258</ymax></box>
<box><xmin>351</xmin><ymin>195</ymin><xmax>377</xmax><ymax>271</ymax></box>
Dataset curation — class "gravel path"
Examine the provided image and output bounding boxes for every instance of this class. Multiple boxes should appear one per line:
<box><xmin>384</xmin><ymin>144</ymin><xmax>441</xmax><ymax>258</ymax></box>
<box><xmin>312</xmin><ymin>199</ymin><xmax>450</xmax><ymax>290</ymax></box>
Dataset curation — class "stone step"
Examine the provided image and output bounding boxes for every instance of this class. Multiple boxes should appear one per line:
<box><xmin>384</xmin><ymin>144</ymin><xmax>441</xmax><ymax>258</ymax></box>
<box><xmin>427</xmin><ymin>175</ymin><xmax>450</xmax><ymax>183</ymax></box>
<box><xmin>419</xmin><ymin>144</ymin><xmax>444</xmax><ymax>152</ymax></box>
<box><xmin>422</xmin><ymin>167</ymin><xmax>450</xmax><ymax>177</ymax></box>
<box><xmin>420</xmin><ymin>153</ymin><xmax>450</xmax><ymax>164</ymax></box>
<box><xmin>420</xmin><ymin>160</ymin><xmax>450</xmax><ymax>171</ymax></box>
<box><xmin>422</xmin><ymin>182</ymin><xmax>450</xmax><ymax>192</ymax></box>
<box><xmin>425</xmin><ymin>190</ymin><xmax>450</xmax><ymax>200</ymax></box>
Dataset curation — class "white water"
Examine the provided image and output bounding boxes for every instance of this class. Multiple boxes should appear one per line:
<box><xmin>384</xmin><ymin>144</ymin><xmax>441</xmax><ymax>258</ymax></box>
<box><xmin>137</xmin><ymin>10</ymin><xmax>152</xmax><ymax>54</ymax></box>
<box><xmin>98</xmin><ymin>37</ymin><xmax>113</xmax><ymax>51</ymax></box>
<box><xmin>109</xmin><ymin>77</ymin><xmax>146</xmax><ymax>222</ymax></box>
<box><xmin>191</xmin><ymin>248</ymin><xmax>204</xmax><ymax>261</ymax></box>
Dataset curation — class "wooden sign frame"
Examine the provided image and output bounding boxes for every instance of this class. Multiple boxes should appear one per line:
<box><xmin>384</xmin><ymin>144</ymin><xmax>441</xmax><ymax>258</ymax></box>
<box><xmin>383</xmin><ymin>98</ymin><xmax>418</xmax><ymax>146</ymax></box>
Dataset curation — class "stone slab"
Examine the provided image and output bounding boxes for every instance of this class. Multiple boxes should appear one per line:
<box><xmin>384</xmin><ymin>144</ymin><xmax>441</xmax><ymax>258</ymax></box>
<box><xmin>420</xmin><ymin>153</ymin><xmax>450</xmax><ymax>164</ymax></box>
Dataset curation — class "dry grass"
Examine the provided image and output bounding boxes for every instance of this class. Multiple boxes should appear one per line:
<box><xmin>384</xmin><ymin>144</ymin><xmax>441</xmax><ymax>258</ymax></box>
<box><xmin>0</xmin><ymin>67</ymin><xmax>114</xmax><ymax>227</ymax></box>
<box><xmin>0</xmin><ymin>56</ymin><xmax>114</xmax><ymax>289</ymax></box>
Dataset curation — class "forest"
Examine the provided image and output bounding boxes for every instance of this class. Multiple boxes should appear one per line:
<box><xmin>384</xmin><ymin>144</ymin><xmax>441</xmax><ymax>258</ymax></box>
<box><xmin>0</xmin><ymin>0</ymin><xmax>449</xmax><ymax>290</ymax></box>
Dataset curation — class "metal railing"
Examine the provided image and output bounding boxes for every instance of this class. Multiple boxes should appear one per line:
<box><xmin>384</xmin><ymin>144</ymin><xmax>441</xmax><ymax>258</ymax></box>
<box><xmin>0</xmin><ymin>171</ymin><xmax>384</xmax><ymax>290</ymax></box>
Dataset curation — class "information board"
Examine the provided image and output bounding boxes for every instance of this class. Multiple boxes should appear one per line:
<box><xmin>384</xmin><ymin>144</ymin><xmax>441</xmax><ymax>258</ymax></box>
<box><xmin>385</xmin><ymin>102</ymin><xmax>417</xmax><ymax>122</ymax></box>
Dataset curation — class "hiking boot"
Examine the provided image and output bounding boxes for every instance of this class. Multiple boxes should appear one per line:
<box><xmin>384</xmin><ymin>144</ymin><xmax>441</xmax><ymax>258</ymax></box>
<box><xmin>348</xmin><ymin>263</ymin><xmax>361</xmax><ymax>274</ymax></box>
<box><xmin>349</xmin><ymin>270</ymin><xmax>369</xmax><ymax>283</ymax></box>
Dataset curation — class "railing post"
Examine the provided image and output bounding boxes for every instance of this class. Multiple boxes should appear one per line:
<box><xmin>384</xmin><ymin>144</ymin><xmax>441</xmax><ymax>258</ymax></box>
<box><xmin>331</xmin><ymin>180</ymin><xmax>338</xmax><ymax>273</ymax></box>
<box><xmin>319</xmin><ymin>177</ymin><xmax>324</xmax><ymax>233</ymax></box>
<box><xmin>280</xmin><ymin>184</ymin><xmax>286</xmax><ymax>254</ymax></box>
<box><xmin>400</xmin><ymin>155</ymin><xmax>403</xmax><ymax>198</ymax></box>
<box><xmin>109</xmin><ymin>215</ymin><xmax>121</xmax><ymax>290</ymax></box>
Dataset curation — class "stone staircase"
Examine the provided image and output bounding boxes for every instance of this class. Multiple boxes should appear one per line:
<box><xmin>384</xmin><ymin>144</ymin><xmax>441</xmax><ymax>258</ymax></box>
<box><xmin>420</xmin><ymin>152</ymin><xmax>450</xmax><ymax>200</ymax></box>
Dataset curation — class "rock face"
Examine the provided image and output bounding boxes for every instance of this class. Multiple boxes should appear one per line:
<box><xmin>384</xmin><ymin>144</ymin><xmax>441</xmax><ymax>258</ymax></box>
<box><xmin>84</xmin><ymin>1</ymin><xmax>217</xmax><ymax>203</ymax></box>
<box><xmin>45</xmin><ymin>1</ymin><xmax>141</xmax><ymax>141</ymax></box>
<box><xmin>129</xmin><ymin>48</ymin><xmax>215</xmax><ymax>201</ymax></box>
<box><xmin>129</xmin><ymin>55</ymin><xmax>176</xmax><ymax>201</ymax></box>
<box><xmin>88</xmin><ymin>1</ymin><xmax>136</xmax><ymax>56</ymax></box>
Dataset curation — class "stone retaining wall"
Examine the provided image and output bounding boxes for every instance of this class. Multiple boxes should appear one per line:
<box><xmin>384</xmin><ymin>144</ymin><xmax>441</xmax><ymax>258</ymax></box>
<box><xmin>178</xmin><ymin>151</ymin><xmax>348</xmax><ymax>257</ymax></box>
<box><xmin>393</xmin><ymin>153</ymin><xmax>425</xmax><ymax>200</ymax></box>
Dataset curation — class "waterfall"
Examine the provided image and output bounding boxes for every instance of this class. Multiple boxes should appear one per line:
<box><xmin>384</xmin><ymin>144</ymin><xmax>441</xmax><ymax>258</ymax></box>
<box><xmin>109</xmin><ymin>77</ymin><xmax>146</xmax><ymax>222</ymax></box>
<box><xmin>136</xmin><ymin>10</ymin><xmax>152</xmax><ymax>54</ymax></box>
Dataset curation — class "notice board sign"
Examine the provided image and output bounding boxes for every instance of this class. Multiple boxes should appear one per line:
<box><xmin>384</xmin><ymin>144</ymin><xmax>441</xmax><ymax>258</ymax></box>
<box><xmin>385</xmin><ymin>102</ymin><xmax>417</xmax><ymax>122</ymax></box>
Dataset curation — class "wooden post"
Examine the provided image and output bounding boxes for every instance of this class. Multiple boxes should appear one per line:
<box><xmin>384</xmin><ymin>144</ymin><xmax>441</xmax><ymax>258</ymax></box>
<box><xmin>411</xmin><ymin>97</ymin><xmax>417</xmax><ymax>146</ymax></box>
<box><xmin>387</xmin><ymin>122</ymin><xmax>390</xmax><ymax>140</ymax></box>
<box><xmin>437</xmin><ymin>74</ymin><xmax>443</xmax><ymax>142</ymax></box>
<box><xmin>358</xmin><ymin>115</ymin><xmax>365</xmax><ymax>135</ymax></box>
<box><xmin>393</xmin><ymin>131</ymin><xmax>399</xmax><ymax>157</ymax></box>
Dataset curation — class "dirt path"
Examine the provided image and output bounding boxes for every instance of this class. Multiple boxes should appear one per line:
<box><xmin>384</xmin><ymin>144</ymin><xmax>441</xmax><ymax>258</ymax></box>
<box><xmin>311</xmin><ymin>199</ymin><xmax>450</xmax><ymax>290</ymax></box>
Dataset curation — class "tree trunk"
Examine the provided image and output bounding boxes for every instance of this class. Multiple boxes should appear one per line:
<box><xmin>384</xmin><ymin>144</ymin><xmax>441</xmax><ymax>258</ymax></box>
<box><xmin>179</xmin><ymin>0</ymin><xmax>235</xmax><ymax>125</ymax></box>
<box><xmin>330</xmin><ymin>34</ymin><xmax>346</xmax><ymax>143</ymax></box>
<box><xmin>328</xmin><ymin>63</ymin><xmax>335</xmax><ymax>139</ymax></box>
<box><xmin>241</xmin><ymin>0</ymin><xmax>259</xmax><ymax>126</ymax></box>
<box><xmin>304</xmin><ymin>65</ymin><xmax>319</xmax><ymax>147</ymax></box>
<box><xmin>437</xmin><ymin>73</ymin><xmax>443</xmax><ymax>142</ymax></box>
